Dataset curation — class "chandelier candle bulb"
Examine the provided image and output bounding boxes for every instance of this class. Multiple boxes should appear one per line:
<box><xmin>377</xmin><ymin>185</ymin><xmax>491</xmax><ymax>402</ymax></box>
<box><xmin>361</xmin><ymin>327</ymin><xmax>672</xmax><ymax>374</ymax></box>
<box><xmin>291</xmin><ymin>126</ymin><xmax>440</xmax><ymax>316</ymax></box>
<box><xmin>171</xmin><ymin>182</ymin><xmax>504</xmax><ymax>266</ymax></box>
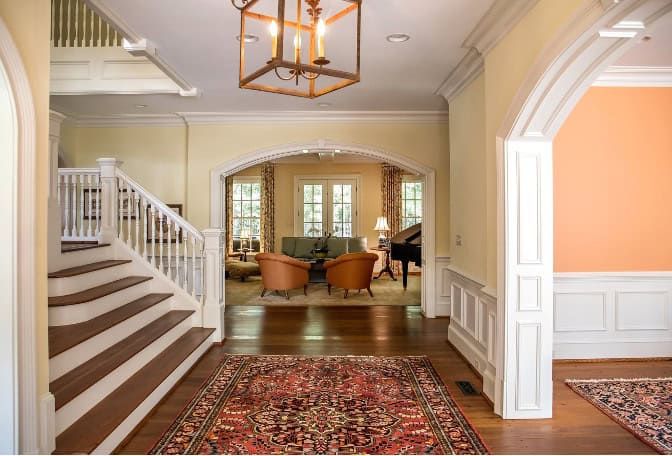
<box><xmin>270</xmin><ymin>20</ymin><xmax>278</xmax><ymax>59</ymax></box>
<box><xmin>317</xmin><ymin>18</ymin><xmax>326</xmax><ymax>59</ymax></box>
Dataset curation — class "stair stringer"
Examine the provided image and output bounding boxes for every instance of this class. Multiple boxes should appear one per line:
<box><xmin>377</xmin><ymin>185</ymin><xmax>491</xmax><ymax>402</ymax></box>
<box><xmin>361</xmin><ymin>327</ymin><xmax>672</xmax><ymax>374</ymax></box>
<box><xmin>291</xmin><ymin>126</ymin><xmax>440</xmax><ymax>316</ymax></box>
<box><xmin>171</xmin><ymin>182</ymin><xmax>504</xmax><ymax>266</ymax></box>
<box><xmin>110</xmin><ymin>239</ymin><xmax>204</xmax><ymax>327</ymax></box>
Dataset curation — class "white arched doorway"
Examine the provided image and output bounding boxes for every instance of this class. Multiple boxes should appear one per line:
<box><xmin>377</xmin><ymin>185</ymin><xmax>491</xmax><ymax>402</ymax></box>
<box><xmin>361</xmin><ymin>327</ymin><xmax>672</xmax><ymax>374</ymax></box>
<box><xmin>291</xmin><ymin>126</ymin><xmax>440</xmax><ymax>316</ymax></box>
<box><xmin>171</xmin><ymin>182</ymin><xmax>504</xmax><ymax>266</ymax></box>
<box><xmin>496</xmin><ymin>0</ymin><xmax>672</xmax><ymax>418</ymax></box>
<box><xmin>0</xmin><ymin>16</ymin><xmax>38</xmax><ymax>454</ymax></box>
<box><xmin>210</xmin><ymin>140</ymin><xmax>438</xmax><ymax>318</ymax></box>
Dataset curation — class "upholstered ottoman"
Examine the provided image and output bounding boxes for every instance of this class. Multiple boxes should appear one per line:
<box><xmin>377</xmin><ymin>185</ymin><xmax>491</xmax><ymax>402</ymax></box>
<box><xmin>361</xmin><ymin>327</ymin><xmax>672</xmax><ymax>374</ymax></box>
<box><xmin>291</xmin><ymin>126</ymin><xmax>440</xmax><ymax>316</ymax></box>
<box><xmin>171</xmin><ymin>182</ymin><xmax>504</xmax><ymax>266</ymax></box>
<box><xmin>225</xmin><ymin>260</ymin><xmax>260</xmax><ymax>282</ymax></box>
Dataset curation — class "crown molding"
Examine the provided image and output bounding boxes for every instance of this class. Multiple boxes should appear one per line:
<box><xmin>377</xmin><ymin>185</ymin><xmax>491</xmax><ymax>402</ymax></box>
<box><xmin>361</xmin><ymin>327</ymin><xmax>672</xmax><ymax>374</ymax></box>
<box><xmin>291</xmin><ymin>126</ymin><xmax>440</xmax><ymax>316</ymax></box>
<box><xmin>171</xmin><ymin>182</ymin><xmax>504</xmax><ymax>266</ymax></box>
<box><xmin>436</xmin><ymin>0</ymin><xmax>539</xmax><ymax>104</ymax></box>
<box><xmin>177</xmin><ymin>111</ymin><xmax>449</xmax><ymax>125</ymax></box>
<box><xmin>462</xmin><ymin>0</ymin><xmax>540</xmax><ymax>56</ymax></box>
<box><xmin>593</xmin><ymin>66</ymin><xmax>672</xmax><ymax>87</ymax></box>
<box><xmin>435</xmin><ymin>49</ymin><xmax>484</xmax><ymax>103</ymax></box>
<box><xmin>59</xmin><ymin>111</ymin><xmax>449</xmax><ymax>128</ymax></box>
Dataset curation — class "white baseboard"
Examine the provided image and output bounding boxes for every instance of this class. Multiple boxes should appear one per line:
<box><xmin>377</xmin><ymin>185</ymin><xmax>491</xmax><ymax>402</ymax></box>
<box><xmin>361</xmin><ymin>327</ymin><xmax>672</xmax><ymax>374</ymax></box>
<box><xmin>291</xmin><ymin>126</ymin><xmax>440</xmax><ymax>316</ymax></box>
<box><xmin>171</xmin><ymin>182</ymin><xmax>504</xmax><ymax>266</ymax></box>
<box><xmin>554</xmin><ymin>272</ymin><xmax>672</xmax><ymax>359</ymax></box>
<box><xmin>39</xmin><ymin>393</ymin><xmax>55</xmax><ymax>455</ymax></box>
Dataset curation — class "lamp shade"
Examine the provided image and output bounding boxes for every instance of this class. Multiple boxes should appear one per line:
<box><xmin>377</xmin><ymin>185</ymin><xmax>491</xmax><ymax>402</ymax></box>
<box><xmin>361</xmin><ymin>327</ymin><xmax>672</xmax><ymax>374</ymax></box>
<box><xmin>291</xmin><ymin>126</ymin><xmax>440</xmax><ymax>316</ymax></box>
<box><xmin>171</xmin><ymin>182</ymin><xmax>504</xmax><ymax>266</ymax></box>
<box><xmin>373</xmin><ymin>216</ymin><xmax>390</xmax><ymax>232</ymax></box>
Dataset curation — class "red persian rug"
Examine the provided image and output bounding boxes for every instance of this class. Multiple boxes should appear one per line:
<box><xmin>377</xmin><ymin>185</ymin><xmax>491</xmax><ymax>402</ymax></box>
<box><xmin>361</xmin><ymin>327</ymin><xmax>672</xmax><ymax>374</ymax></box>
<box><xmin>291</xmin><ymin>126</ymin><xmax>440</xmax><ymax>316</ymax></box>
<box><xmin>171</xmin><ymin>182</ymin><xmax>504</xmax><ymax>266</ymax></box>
<box><xmin>566</xmin><ymin>377</ymin><xmax>672</xmax><ymax>454</ymax></box>
<box><xmin>150</xmin><ymin>355</ymin><xmax>489</xmax><ymax>455</ymax></box>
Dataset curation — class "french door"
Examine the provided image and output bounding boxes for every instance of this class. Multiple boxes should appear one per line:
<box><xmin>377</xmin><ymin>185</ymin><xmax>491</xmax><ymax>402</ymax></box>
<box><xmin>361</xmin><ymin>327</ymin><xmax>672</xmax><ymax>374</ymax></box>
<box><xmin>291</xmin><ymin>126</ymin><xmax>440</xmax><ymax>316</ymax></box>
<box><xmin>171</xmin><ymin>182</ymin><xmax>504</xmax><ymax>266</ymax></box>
<box><xmin>296</xmin><ymin>178</ymin><xmax>358</xmax><ymax>237</ymax></box>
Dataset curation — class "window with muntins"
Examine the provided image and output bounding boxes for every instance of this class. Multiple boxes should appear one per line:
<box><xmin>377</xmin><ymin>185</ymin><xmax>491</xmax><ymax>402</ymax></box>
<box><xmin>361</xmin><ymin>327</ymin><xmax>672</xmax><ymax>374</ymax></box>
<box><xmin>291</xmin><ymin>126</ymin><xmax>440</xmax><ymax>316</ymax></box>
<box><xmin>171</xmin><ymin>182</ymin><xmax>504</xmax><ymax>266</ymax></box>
<box><xmin>232</xmin><ymin>178</ymin><xmax>261</xmax><ymax>251</ymax></box>
<box><xmin>401</xmin><ymin>178</ymin><xmax>422</xmax><ymax>229</ymax></box>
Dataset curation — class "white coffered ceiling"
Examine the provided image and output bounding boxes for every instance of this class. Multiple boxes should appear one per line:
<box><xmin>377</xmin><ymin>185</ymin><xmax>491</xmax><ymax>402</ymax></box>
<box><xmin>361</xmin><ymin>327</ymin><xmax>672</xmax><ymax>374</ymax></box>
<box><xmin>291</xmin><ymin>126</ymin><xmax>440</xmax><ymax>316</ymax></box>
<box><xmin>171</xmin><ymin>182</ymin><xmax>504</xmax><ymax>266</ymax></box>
<box><xmin>51</xmin><ymin>0</ymin><xmax>495</xmax><ymax>116</ymax></box>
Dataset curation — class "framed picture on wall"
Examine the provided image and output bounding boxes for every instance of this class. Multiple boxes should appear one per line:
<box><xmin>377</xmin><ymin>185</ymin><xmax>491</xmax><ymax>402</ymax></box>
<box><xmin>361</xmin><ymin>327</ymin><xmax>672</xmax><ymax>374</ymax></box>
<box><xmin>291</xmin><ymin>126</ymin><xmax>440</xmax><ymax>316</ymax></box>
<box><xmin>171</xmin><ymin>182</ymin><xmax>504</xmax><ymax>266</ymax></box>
<box><xmin>119</xmin><ymin>189</ymin><xmax>138</xmax><ymax>219</ymax></box>
<box><xmin>146</xmin><ymin>204</ymin><xmax>184</xmax><ymax>243</ymax></box>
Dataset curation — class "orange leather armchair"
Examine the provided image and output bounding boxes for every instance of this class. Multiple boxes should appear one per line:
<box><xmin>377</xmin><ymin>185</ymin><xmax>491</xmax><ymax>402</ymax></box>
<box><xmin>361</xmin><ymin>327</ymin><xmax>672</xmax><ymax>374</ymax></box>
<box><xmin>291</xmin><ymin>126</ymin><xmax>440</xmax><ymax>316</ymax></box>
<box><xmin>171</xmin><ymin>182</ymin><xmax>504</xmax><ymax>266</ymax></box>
<box><xmin>324</xmin><ymin>252</ymin><xmax>379</xmax><ymax>298</ymax></box>
<box><xmin>255</xmin><ymin>253</ymin><xmax>311</xmax><ymax>300</ymax></box>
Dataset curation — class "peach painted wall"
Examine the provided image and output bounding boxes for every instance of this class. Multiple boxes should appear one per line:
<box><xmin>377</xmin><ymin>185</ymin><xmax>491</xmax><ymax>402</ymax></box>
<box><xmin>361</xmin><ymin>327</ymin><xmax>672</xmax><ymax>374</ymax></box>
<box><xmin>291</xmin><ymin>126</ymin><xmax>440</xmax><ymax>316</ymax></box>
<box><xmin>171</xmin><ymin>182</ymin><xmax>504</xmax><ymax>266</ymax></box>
<box><xmin>554</xmin><ymin>87</ymin><xmax>672</xmax><ymax>272</ymax></box>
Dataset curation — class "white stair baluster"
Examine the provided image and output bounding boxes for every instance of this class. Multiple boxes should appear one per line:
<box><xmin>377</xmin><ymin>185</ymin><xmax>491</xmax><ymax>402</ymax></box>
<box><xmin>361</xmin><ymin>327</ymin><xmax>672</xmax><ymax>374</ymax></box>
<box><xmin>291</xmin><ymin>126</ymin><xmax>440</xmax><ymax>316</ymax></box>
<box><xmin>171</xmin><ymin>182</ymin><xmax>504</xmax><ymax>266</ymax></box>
<box><xmin>126</xmin><ymin>187</ymin><xmax>133</xmax><ymax>248</ymax></box>
<box><xmin>142</xmin><ymin>197</ymin><xmax>148</xmax><ymax>258</ymax></box>
<box><xmin>86</xmin><ymin>174</ymin><xmax>93</xmax><ymax>238</ymax></box>
<box><xmin>166</xmin><ymin>218</ymin><xmax>172</xmax><ymax>277</ymax></box>
<box><xmin>134</xmin><ymin>192</ymin><xmax>140</xmax><ymax>253</ymax></box>
<box><xmin>158</xmin><ymin>211</ymin><xmax>164</xmax><ymax>272</ymax></box>
<box><xmin>70</xmin><ymin>173</ymin><xmax>77</xmax><ymax>238</ymax></box>
<box><xmin>191</xmin><ymin>236</ymin><xmax>196</xmax><ymax>298</ymax></box>
<box><xmin>78</xmin><ymin>174</ymin><xmax>85</xmax><ymax>238</ymax></box>
<box><xmin>200</xmin><ymin>240</ymin><xmax>205</xmax><ymax>305</ymax></box>
<box><xmin>183</xmin><ymin>232</ymin><xmax>189</xmax><ymax>293</ymax></box>
<box><xmin>174</xmin><ymin>225</ymin><xmax>180</xmax><ymax>285</ymax></box>
<box><xmin>62</xmin><ymin>174</ymin><xmax>69</xmax><ymax>237</ymax></box>
<box><xmin>118</xmin><ymin>179</ymin><xmax>124</xmax><ymax>241</ymax></box>
<box><xmin>95</xmin><ymin>174</ymin><xmax>101</xmax><ymax>236</ymax></box>
<box><xmin>150</xmin><ymin>205</ymin><xmax>156</xmax><ymax>267</ymax></box>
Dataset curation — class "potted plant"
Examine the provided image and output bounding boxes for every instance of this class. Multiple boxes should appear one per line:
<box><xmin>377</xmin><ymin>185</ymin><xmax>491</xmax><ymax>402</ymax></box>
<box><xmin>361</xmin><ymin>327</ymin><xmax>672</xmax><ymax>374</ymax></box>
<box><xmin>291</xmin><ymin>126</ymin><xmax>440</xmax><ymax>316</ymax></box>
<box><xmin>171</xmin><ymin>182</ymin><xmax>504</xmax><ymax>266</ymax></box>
<box><xmin>311</xmin><ymin>235</ymin><xmax>330</xmax><ymax>259</ymax></box>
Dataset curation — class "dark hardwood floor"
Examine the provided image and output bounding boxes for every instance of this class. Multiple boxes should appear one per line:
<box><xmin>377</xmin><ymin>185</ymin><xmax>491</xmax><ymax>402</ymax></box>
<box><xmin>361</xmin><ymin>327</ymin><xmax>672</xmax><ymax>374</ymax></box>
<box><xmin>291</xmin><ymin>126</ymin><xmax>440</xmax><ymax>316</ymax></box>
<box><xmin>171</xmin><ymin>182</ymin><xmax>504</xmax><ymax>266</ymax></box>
<box><xmin>118</xmin><ymin>305</ymin><xmax>668</xmax><ymax>454</ymax></box>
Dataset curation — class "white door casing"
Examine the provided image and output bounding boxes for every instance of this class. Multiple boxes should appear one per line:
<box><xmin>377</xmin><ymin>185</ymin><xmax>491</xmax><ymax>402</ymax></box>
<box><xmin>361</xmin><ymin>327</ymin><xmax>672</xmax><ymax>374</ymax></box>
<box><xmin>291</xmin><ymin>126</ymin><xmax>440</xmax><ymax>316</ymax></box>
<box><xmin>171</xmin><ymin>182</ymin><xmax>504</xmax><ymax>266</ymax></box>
<box><xmin>0</xmin><ymin>16</ymin><xmax>40</xmax><ymax>453</ymax></box>
<box><xmin>294</xmin><ymin>176</ymin><xmax>360</xmax><ymax>238</ymax></box>
<box><xmin>496</xmin><ymin>0</ymin><xmax>672</xmax><ymax>418</ymax></box>
<box><xmin>210</xmin><ymin>140</ymin><xmax>437</xmax><ymax>318</ymax></box>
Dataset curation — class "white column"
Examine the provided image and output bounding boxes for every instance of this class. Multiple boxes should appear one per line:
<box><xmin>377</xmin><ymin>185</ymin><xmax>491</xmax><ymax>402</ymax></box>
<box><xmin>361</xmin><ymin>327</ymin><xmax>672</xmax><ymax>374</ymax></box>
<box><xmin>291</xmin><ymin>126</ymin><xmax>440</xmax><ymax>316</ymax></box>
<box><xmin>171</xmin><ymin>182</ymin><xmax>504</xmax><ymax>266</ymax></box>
<box><xmin>97</xmin><ymin>158</ymin><xmax>121</xmax><ymax>244</ymax></box>
<box><xmin>48</xmin><ymin>111</ymin><xmax>66</xmax><ymax>272</ymax></box>
<box><xmin>499</xmin><ymin>139</ymin><xmax>554</xmax><ymax>419</ymax></box>
<box><xmin>202</xmin><ymin>228</ymin><xmax>224</xmax><ymax>342</ymax></box>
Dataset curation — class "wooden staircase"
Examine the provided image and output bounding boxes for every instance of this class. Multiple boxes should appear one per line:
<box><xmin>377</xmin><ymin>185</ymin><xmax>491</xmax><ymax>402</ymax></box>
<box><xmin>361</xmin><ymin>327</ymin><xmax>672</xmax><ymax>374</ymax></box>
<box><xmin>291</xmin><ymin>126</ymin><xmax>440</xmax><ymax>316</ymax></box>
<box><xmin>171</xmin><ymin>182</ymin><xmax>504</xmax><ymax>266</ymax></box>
<box><xmin>49</xmin><ymin>243</ymin><xmax>214</xmax><ymax>454</ymax></box>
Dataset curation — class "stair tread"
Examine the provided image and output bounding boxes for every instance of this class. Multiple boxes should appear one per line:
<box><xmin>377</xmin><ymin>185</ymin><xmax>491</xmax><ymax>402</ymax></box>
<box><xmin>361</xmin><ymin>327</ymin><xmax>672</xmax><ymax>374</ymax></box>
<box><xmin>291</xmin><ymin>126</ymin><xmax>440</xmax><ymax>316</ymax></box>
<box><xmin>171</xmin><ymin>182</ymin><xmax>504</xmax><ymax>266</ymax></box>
<box><xmin>48</xmin><ymin>276</ymin><xmax>152</xmax><ymax>306</ymax></box>
<box><xmin>54</xmin><ymin>327</ymin><xmax>214</xmax><ymax>455</ymax></box>
<box><xmin>50</xmin><ymin>310</ymin><xmax>194</xmax><ymax>410</ymax></box>
<box><xmin>48</xmin><ymin>260</ymin><xmax>132</xmax><ymax>278</ymax></box>
<box><xmin>61</xmin><ymin>243</ymin><xmax>111</xmax><ymax>253</ymax></box>
<box><xmin>49</xmin><ymin>293</ymin><xmax>174</xmax><ymax>358</ymax></box>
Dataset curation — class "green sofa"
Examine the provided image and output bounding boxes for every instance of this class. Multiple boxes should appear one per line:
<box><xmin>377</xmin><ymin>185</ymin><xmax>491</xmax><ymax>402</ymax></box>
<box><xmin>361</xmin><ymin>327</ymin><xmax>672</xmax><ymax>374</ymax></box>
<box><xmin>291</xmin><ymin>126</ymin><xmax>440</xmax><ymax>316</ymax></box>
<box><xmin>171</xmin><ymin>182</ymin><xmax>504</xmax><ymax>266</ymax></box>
<box><xmin>281</xmin><ymin>236</ymin><xmax>368</xmax><ymax>259</ymax></box>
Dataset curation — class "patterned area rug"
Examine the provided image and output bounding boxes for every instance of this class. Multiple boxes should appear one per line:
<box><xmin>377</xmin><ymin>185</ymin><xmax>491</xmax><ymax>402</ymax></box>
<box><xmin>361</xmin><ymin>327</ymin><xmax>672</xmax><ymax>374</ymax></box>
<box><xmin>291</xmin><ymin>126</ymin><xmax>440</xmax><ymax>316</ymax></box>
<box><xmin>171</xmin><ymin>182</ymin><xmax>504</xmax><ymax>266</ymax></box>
<box><xmin>566</xmin><ymin>377</ymin><xmax>672</xmax><ymax>454</ymax></box>
<box><xmin>150</xmin><ymin>355</ymin><xmax>488</xmax><ymax>455</ymax></box>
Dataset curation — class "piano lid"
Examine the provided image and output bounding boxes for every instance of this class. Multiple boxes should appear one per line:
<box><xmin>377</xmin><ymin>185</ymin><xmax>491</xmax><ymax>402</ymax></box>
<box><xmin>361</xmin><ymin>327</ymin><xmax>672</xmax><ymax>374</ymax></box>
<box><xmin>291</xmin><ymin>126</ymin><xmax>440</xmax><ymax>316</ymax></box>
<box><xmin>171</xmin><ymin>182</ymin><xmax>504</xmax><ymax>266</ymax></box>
<box><xmin>390</xmin><ymin>223</ymin><xmax>421</xmax><ymax>245</ymax></box>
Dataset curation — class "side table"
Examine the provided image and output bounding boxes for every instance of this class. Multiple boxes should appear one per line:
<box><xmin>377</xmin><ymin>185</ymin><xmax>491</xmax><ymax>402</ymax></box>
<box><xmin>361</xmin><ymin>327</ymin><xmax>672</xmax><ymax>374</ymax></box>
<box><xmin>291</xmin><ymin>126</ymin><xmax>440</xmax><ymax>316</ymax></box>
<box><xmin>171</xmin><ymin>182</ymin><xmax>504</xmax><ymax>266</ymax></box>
<box><xmin>371</xmin><ymin>247</ymin><xmax>397</xmax><ymax>281</ymax></box>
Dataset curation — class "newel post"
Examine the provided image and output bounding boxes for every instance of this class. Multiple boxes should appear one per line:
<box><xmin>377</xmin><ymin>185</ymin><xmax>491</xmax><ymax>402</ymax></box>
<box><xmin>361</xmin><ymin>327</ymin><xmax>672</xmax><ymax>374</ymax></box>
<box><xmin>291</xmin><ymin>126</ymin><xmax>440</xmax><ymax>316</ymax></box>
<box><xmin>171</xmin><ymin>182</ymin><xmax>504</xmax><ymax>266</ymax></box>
<box><xmin>48</xmin><ymin>111</ymin><xmax>66</xmax><ymax>271</ymax></box>
<box><xmin>97</xmin><ymin>158</ymin><xmax>121</xmax><ymax>244</ymax></box>
<box><xmin>202</xmin><ymin>228</ymin><xmax>225</xmax><ymax>342</ymax></box>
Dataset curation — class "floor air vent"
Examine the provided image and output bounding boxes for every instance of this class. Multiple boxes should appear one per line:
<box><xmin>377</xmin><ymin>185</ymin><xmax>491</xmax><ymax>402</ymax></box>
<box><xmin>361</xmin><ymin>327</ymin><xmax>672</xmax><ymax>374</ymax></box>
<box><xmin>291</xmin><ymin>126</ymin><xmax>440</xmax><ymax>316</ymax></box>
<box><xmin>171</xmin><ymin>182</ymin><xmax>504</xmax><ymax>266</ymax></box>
<box><xmin>456</xmin><ymin>380</ymin><xmax>479</xmax><ymax>396</ymax></box>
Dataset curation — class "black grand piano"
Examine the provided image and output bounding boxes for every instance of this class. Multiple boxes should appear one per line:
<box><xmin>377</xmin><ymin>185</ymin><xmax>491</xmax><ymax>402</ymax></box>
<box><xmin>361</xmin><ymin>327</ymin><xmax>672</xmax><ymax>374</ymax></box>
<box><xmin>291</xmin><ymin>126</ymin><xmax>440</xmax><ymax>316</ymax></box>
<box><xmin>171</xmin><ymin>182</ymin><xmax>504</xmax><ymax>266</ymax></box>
<box><xmin>390</xmin><ymin>223</ymin><xmax>421</xmax><ymax>290</ymax></box>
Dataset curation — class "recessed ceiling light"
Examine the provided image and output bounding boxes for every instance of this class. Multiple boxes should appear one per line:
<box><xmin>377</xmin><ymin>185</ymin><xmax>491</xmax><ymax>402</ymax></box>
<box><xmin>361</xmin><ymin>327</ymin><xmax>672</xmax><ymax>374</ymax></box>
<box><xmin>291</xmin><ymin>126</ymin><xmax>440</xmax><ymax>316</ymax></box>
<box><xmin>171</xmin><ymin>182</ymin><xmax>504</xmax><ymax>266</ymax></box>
<box><xmin>318</xmin><ymin>102</ymin><xmax>331</xmax><ymax>107</ymax></box>
<box><xmin>386</xmin><ymin>33</ymin><xmax>410</xmax><ymax>43</ymax></box>
<box><xmin>335</xmin><ymin>149</ymin><xmax>341</xmax><ymax>153</ymax></box>
<box><xmin>236</xmin><ymin>34</ymin><xmax>259</xmax><ymax>43</ymax></box>
<box><xmin>302</xmin><ymin>149</ymin><xmax>310</xmax><ymax>154</ymax></box>
<box><xmin>135</xmin><ymin>104</ymin><xmax>148</xmax><ymax>108</ymax></box>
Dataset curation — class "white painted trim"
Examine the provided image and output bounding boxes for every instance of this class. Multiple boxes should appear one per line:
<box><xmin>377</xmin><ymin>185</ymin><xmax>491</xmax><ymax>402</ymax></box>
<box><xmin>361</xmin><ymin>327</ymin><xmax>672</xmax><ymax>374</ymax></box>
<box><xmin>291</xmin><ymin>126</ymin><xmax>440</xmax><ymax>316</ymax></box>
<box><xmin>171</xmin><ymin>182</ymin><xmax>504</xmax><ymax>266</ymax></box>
<box><xmin>67</xmin><ymin>113</ymin><xmax>186</xmax><ymax>128</ymax></box>
<box><xmin>0</xmin><ymin>16</ymin><xmax>39</xmax><ymax>454</ymax></box>
<box><xmin>496</xmin><ymin>0</ymin><xmax>672</xmax><ymax>420</ymax></box>
<box><xmin>463</xmin><ymin>0</ymin><xmax>540</xmax><ymax>56</ymax></box>
<box><xmin>593</xmin><ymin>66</ymin><xmax>672</xmax><ymax>87</ymax></box>
<box><xmin>39</xmin><ymin>393</ymin><xmax>55</xmax><ymax>455</ymax></box>
<box><xmin>209</xmin><ymin>140</ymin><xmax>438</xmax><ymax>319</ymax></box>
<box><xmin>435</xmin><ymin>49</ymin><xmax>484</xmax><ymax>103</ymax></box>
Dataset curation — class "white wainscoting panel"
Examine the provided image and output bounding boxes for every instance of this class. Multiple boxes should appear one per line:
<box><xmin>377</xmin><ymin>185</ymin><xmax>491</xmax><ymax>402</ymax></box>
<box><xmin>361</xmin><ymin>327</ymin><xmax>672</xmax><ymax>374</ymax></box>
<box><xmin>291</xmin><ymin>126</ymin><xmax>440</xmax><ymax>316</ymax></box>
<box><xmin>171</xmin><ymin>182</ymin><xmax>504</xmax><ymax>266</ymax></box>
<box><xmin>435</xmin><ymin>257</ymin><xmax>451</xmax><ymax>317</ymax></box>
<box><xmin>446</xmin><ymin>267</ymin><xmax>497</xmax><ymax>401</ymax></box>
<box><xmin>554</xmin><ymin>272</ymin><xmax>672</xmax><ymax>359</ymax></box>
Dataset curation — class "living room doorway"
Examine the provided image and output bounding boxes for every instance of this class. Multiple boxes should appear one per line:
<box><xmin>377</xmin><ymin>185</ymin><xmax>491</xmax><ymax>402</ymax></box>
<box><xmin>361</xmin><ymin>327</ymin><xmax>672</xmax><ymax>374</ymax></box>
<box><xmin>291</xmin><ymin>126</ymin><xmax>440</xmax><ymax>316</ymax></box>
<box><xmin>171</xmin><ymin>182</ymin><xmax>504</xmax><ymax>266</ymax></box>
<box><xmin>210</xmin><ymin>141</ymin><xmax>436</xmax><ymax>317</ymax></box>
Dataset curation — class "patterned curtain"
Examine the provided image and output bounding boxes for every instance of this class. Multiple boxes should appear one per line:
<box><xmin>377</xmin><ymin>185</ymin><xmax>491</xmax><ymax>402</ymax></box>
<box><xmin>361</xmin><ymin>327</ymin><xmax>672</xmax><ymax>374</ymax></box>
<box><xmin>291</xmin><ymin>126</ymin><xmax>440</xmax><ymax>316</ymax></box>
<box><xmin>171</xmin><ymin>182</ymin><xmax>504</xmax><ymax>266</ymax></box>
<box><xmin>381</xmin><ymin>164</ymin><xmax>403</xmax><ymax>238</ymax></box>
<box><xmin>225</xmin><ymin>175</ymin><xmax>234</xmax><ymax>259</ymax></box>
<box><xmin>260</xmin><ymin>163</ymin><xmax>275</xmax><ymax>253</ymax></box>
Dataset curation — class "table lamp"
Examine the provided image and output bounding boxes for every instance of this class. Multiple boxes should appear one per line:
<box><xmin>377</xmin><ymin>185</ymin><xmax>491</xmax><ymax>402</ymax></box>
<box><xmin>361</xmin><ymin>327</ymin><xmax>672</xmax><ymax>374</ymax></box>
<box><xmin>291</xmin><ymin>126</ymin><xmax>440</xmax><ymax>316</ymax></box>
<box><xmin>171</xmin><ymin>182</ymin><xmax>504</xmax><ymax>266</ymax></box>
<box><xmin>374</xmin><ymin>216</ymin><xmax>390</xmax><ymax>247</ymax></box>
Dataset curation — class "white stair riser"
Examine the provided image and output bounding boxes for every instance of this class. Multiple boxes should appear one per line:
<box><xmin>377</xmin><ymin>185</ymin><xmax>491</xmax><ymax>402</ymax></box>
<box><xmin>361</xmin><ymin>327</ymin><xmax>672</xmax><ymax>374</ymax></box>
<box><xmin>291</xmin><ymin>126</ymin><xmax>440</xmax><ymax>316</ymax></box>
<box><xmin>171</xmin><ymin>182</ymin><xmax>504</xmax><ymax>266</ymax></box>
<box><xmin>49</xmin><ymin>298</ymin><xmax>173</xmax><ymax>382</ymax></box>
<box><xmin>92</xmin><ymin>334</ymin><xmax>213</xmax><ymax>455</ymax></box>
<box><xmin>49</xmin><ymin>263</ymin><xmax>134</xmax><ymax>296</ymax></box>
<box><xmin>57</xmin><ymin>246</ymin><xmax>114</xmax><ymax>270</ymax></box>
<box><xmin>55</xmin><ymin>318</ymin><xmax>192</xmax><ymax>436</ymax></box>
<box><xmin>49</xmin><ymin>281</ymin><xmax>152</xmax><ymax>326</ymax></box>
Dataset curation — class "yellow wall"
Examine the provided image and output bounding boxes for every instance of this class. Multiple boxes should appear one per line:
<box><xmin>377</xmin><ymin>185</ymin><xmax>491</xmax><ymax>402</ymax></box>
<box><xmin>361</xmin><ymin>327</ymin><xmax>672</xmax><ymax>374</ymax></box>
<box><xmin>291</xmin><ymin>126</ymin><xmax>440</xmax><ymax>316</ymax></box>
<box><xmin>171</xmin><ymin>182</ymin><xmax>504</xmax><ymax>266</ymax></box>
<box><xmin>447</xmin><ymin>0</ymin><xmax>585</xmax><ymax>288</ymax></box>
<box><xmin>0</xmin><ymin>0</ymin><xmax>51</xmax><ymax>397</ymax></box>
<box><xmin>61</xmin><ymin>125</ymin><xmax>188</xmax><ymax>204</ymax></box>
<box><xmin>65</xmin><ymin>122</ymin><xmax>451</xmax><ymax>256</ymax></box>
<box><xmin>449</xmin><ymin>73</ymin><xmax>487</xmax><ymax>281</ymax></box>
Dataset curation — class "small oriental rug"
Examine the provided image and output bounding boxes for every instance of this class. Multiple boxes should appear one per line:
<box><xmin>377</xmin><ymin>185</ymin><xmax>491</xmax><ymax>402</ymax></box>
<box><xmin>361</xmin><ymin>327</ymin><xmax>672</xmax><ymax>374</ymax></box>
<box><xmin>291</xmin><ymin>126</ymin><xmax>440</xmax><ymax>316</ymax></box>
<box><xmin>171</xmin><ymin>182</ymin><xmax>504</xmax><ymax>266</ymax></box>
<box><xmin>150</xmin><ymin>355</ymin><xmax>488</xmax><ymax>455</ymax></box>
<box><xmin>565</xmin><ymin>377</ymin><xmax>672</xmax><ymax>454</ymax></box>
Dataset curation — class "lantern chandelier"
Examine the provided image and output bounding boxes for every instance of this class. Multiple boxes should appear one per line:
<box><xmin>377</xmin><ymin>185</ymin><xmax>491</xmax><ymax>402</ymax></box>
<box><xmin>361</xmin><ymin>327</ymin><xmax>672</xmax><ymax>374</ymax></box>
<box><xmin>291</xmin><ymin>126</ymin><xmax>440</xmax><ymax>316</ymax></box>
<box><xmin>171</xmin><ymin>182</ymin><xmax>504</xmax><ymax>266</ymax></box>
<box><xmin>230</xmin><ymin>0</ymin><xmax>362</xmax><ymax>98</ymax></box>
